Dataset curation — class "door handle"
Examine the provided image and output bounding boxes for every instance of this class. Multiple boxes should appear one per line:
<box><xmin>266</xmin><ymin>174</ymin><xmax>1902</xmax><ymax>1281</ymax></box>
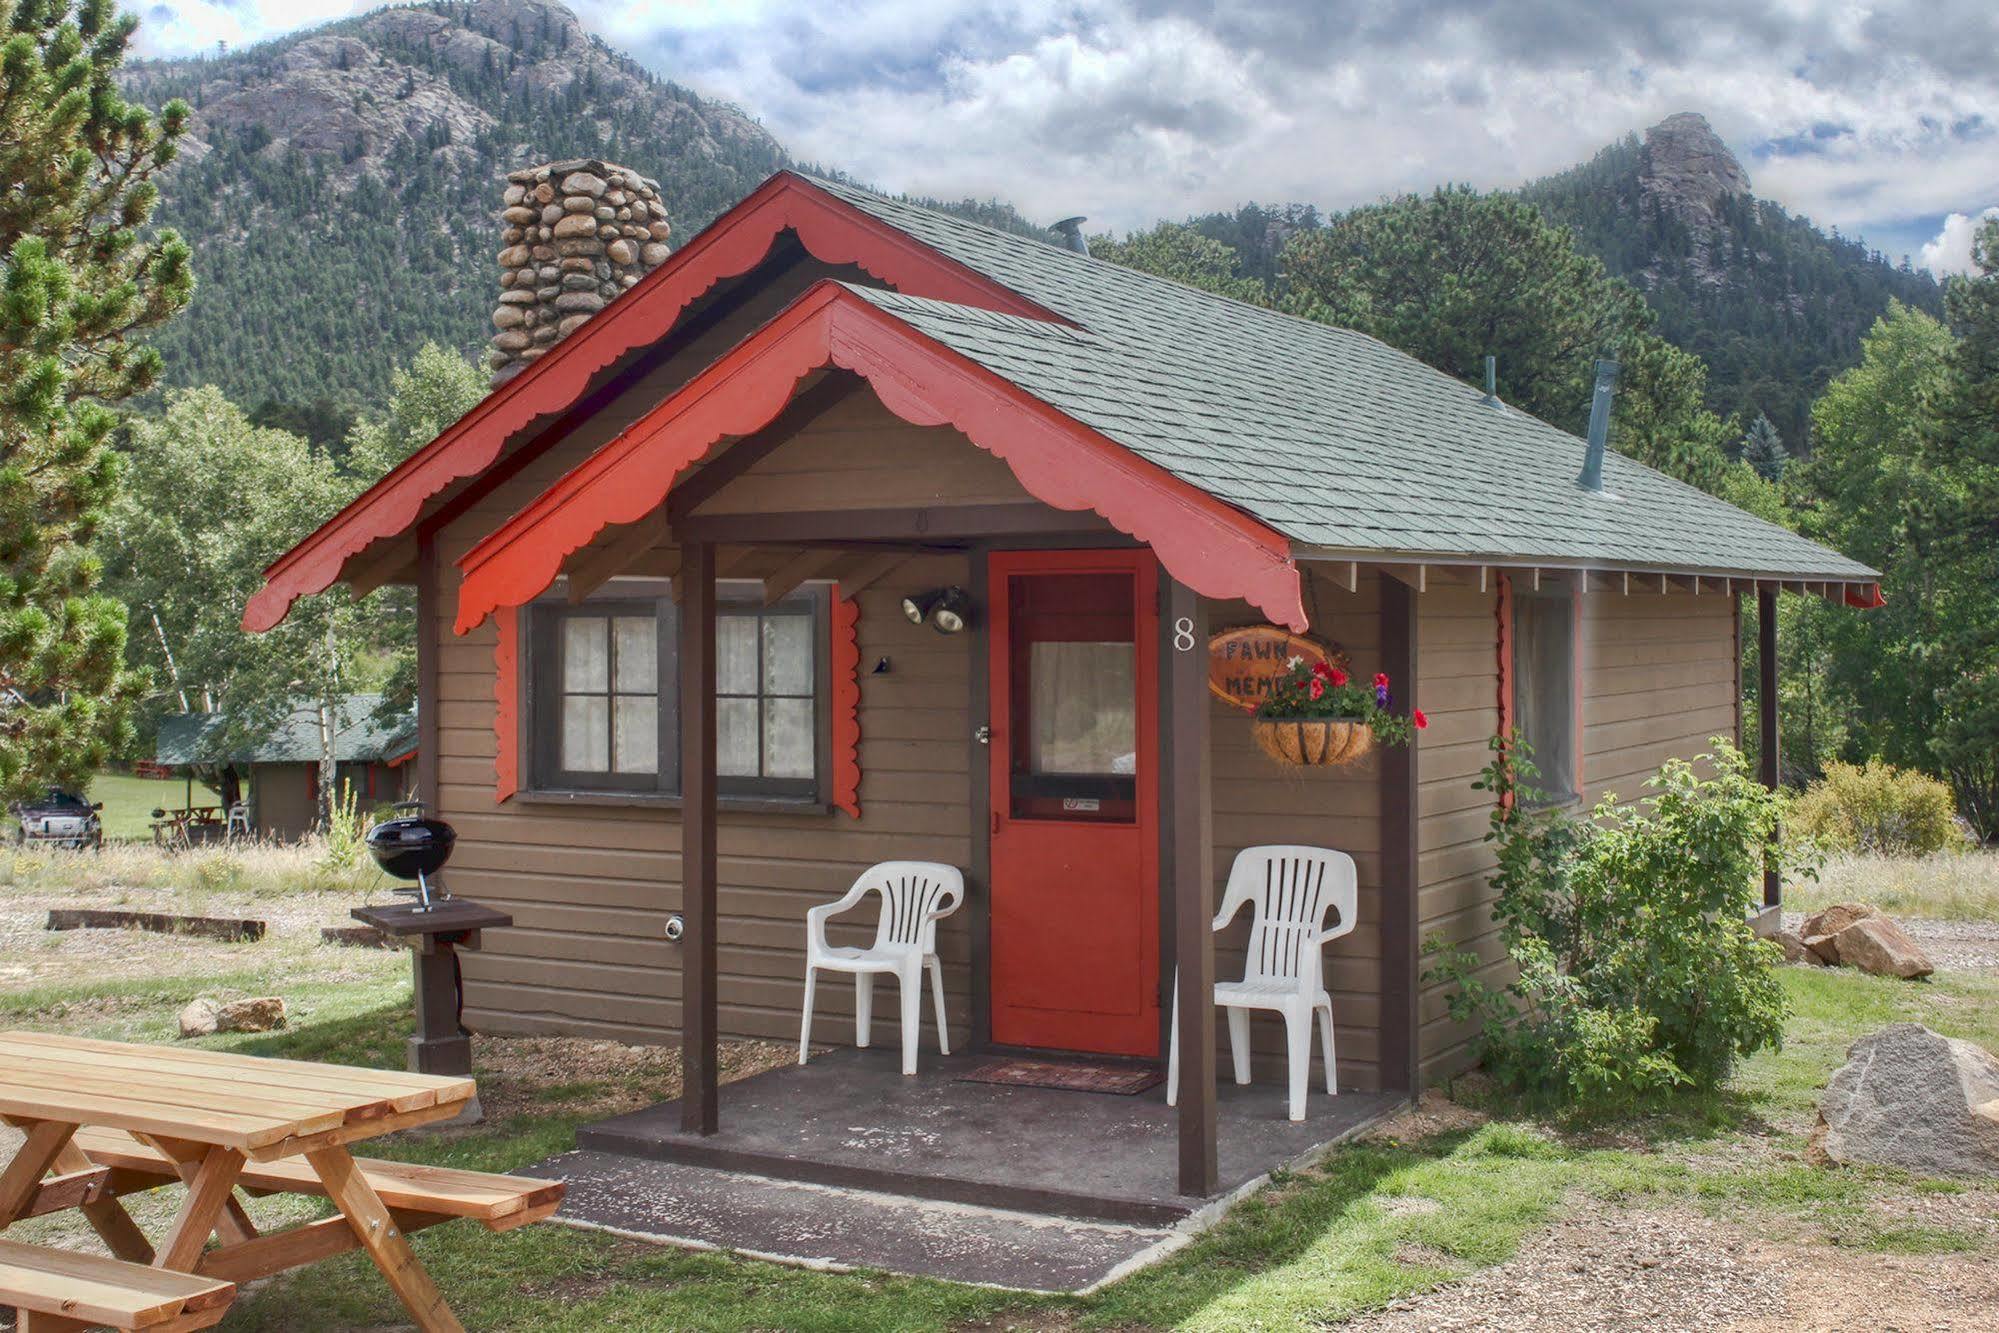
<box><xmin>974</xmin><ymin>725</ymin><xmax>991</xmax><ymax>745</ymax></box>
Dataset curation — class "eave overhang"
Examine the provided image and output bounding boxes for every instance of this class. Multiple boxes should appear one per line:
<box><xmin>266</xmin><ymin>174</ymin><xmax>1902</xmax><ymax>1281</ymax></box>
<box><xmin>452</xmin><ymin>281</ymin><xmax>1306</xmax><ymax>633</ymax></box>
<box><xmin>244</xmin><ymin>171</ymin><xmax>1067</xmax><ymax>633</ymax></box>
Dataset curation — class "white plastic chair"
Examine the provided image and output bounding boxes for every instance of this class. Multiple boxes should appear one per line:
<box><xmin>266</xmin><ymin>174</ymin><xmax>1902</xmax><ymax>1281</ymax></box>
<box><xmin>1168</xmin><ymin>846</ymin><xmax>1358</xmax><ymax>1120</ymax></box>
<box><xmin>226</xmin><ymin>802</ymin><xmax>252</xmax><ymax>840</ymax></box>
<box><xmin>800</xmin><ymin>861</ymin><xmax>965</xmax><ymax>1076</ymax></box>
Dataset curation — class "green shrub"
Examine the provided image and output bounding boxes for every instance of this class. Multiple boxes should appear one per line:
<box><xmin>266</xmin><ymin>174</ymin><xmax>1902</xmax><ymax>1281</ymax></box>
<box><xmin>1789</xmin><ymin>760</ymin><xmax>1968</xmax><ymax>855</ymax></box>
<box><xmin>1424</xmin><ymin>737</ymin><xmax>1798</xmax><ymax>1108</ymax></box>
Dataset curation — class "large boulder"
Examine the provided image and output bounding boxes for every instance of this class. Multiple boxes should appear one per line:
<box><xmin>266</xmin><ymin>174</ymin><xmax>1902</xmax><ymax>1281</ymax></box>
<box><xmin>1800</xmin><ymin>901</ymin><xmax>1877</xmax><ymax>964</ymax></box>
<box><xmin>1834</xmin><ymin>916</ymin><xmax>1934</xmax><ymax>979</ymax></box>
<box><xmin>1810</xmin><ymin>1023</ymin><xmax>1999</xmax><ymax>1177</ymax></box>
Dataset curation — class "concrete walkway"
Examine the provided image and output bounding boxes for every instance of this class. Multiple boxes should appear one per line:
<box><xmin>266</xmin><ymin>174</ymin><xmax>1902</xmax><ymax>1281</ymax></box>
<box><xmin>518</xmin><ymin>1150</ymin><xmax>1184</xmax><ymax>1292</ymax></box>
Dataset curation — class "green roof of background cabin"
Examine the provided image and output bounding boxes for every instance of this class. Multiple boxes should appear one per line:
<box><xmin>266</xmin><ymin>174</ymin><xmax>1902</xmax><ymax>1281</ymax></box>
<box><xmin>810</xmin><ymin>175</ymin><xmax>1875</xmax><ymax>581</ymax></box>
<box><xmin>155</xmin><ymin>696</ymin><xmax>416</xmax><ymax>767</ymax></box>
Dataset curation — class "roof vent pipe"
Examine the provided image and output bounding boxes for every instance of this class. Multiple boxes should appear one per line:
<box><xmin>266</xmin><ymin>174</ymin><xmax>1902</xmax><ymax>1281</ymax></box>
<box><xmin>1577</xmin><ymin>358</ymin><xmax>1619</xmax><ymax>492</ymax></box>
<box><xmin>1481</xmin><ymin>354</ymin><xmax>1502</xmax><ymax>408</ymax></box>
<box><xmin>1050</xmin><ymin>216</ymin><xmax>1090</xmax><ymax>256</ymax></box>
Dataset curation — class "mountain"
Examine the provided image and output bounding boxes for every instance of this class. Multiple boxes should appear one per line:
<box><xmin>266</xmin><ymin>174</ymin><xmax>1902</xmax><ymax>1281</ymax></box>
<box><xmin>123</xmin><ymin>0</ymin><xmax>790</xmax><ymax>421</ymax></box>
<box><xmin>1177</xmin><ymin>115</ymin><xmax>1943</xmax><ymax>452</ymax></box>
<box><xmin>1522</xmin><ymin>112</ymin><xmax>1944</xmax><ymax>449</ymax></box>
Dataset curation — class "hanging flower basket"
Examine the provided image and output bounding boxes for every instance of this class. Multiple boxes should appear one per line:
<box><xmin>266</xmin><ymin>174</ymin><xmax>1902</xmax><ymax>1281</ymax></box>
<box><xmin>1252</xmin><ymin>717</ymin><xmax>1374</xmax><ymax>767</ymax></box>
<box><xmin>1250</xmin><ymin>656</ymin><xmax>1425</xmax><ymax>768</ymax></box>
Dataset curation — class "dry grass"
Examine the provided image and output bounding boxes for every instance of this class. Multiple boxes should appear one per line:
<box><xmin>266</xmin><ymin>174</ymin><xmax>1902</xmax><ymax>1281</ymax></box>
<box><xmin>1787</xmin><ymin>847</ymin><xmax>1999</xmax><ymax>922</ymax></box>
<box><xmin>0</xmin><ymin>836</ymin><xmax>389</xmax><ymax>901</ymax></box>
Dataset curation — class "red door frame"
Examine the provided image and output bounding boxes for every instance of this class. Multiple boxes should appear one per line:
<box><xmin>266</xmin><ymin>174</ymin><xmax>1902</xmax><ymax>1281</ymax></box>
<box><xmin>986</xmin><ymin>549</ymin><xmax>1161</xmax><ymax>1057</ymax></box>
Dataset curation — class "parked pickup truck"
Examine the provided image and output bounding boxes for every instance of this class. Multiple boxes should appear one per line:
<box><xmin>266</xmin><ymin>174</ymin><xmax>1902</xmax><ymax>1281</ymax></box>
<box><xmin>12</xmin><ymin>789</ymin><xmax>103</xmax><ymax>850</ymax></box>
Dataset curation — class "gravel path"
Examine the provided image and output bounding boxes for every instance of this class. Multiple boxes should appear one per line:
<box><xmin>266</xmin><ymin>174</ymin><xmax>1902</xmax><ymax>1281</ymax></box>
<box><xmin>1348</xmin><ymin>1201</ymin><xmax>1999</xmax><ymax>1332</ymax></box>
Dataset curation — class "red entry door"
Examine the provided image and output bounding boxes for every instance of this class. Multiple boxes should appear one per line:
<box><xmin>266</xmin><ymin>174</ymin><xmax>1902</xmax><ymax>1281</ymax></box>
<box><xmin>988</xmin><ymin>550</ymin><xmax>1159</xmax><ymax>1057</ymax></box>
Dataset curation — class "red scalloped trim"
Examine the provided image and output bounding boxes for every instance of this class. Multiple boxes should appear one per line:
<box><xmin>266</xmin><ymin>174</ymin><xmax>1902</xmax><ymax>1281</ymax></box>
<box><xmin>452</xmin><ymin>281</ymin><xmax>1303</xmax><ymax>636</ymax></box>
<box><xmin>243</xmin><ymin>172</ymin><xmax>1064</xmax><ymax>635</ymax></box>
<box><xmin>831</xmin><ymin>588</ymin><xmax>862</xmax><ymax>818</ymax></box>
<box><xmin>494</xmin><ymin>608</ymin><xmax>520</xmax><ymax>803</ymax></box>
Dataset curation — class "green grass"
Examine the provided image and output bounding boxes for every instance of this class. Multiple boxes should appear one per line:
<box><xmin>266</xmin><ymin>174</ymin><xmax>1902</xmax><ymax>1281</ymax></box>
<box><xmin>6</xmin><ymin>885</ymin><xmax>1996</xmax><ymax>1330</ymax></box>
<box><xmin>84</xmin><ymin>770</ymin><xmax>217</xmax><ymax>842</ymax></box>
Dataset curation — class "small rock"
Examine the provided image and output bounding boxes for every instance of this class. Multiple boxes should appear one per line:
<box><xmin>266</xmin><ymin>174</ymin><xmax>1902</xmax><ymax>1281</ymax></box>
<box><xmin>178</xmin><ymin>997</ymin><xmax>220</xmax><ymax>1038</ymax></box>
<box><xmin>555</xmin><ymin>290</ymin><xmax>605</xmax><ymax>314</ymax></box>
<box><xmin>1804</xmin><ymin>933</ymin><xmax>1843</xmax><ymax>965</ymax></box>
<box><xmin>557</xmin><ymin>313</ymin><xmax>595</xmax><ymax>336</ymax></box>
<box><xmin>1810</xmin><ymin>1023</ymin><xmax>1999</xmax><ymax>1176</ymax></box>
<box><xmin>216</xmin><ymin>996</ymin><xmax>287</xmax><ymax>1033</ymax></box>
<box><xmin>501</xmin><ymin>205</ymin><xmax>538</xmax><ymax>226</ymax></box>
<box><xmin>492</xmin><ymin>305</ymin><xmax>526</xmax><ymax>330</ymax></box>
<box><xmin>1835</xmin><ymin>915</ymin><xmax>1935</xmax><ymax>979</ymax></box>
<box><xmin>562</xmin><ymin>170</ymin><xmax>609</xmax><ymax>198</ymax></box>
<box><xmin>1775</xmin><ymin>928</ymin><xmax>1815</xmax><ymax>965</ymax></box>
<box><xmin>496</xmin><ymin>244</ymin><xmax>530</xmax><ymax>269</ymax></box>
<box><xmin>606</xmin><ymin>238</ymin><xmax>637</xmax><ymax>265</ymax></box>
<box><xmin>641</xmin><ymin>242</ymin><xmax>671</xmax><ymax>266</ymax></box>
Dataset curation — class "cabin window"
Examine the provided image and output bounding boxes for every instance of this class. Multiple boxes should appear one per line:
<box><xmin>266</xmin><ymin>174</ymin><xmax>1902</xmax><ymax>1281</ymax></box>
<box><xmin>1512</xmin><ymin>582</ymin><xmax>1580</xmax><ymax>805</ymax></box>
<box><xmin>527</xmin><ymin>584</ymin><xmax>828</xmax><ymax>802</ymax></box>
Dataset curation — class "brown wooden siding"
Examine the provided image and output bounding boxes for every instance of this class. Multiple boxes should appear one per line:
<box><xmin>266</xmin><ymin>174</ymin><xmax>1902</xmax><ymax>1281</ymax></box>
<box><xmin>691</xmin><ymin>393</ymin><xmax>1033</xmax><ymax>515</ymax></box>
<box><xmin>1415</xmin><ymin>583</ymin><xmax>1742</xmax><ymax>1085</ymax></box>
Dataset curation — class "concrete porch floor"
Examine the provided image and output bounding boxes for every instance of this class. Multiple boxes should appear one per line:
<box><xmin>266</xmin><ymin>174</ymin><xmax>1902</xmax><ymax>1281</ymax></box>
<box><xmin>567</xmin><ymin>1046</ymin><xmax>1404</xmax><ymax>1226</ymax></box>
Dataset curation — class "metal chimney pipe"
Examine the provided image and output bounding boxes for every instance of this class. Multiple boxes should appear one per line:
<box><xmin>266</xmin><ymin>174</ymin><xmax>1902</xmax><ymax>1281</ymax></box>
<box><xmin>1481</xmin><ymin>354</ymin><xmax>1501</xmax><ymax>408</ymax></box>
<box><xmin>1577</xmin><ymin>359</ymin><xmax>1619</xmax><ymax>491</ymax></box>
<box><xmin>1050</xmin><ymin>216</ymin><xmax>1090</xmax><ymax>256</ymax></box>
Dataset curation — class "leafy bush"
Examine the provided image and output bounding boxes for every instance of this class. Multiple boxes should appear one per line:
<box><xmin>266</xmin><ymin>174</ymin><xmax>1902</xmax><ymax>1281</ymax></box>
<box><xmin>1789</xmin><ymin>760</ymin><xmax>1969</xmax><ymax>855</ymax></box>
<box><xmin>1424</xmin><ymin>738</ymin><xmax>1797</xmax><ymax>1107</ymax></box>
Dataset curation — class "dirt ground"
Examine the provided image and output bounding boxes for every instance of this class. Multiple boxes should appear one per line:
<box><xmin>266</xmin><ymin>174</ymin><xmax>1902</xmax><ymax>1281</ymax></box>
<box><xmin>1351</xmin><ymin>1201</ymin><xmax>1999</xmax><ymax>1333</ymax></box>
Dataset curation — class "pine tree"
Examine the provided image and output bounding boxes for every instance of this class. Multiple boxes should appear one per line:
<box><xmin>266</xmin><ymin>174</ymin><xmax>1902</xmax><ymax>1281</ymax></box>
<box><xmin>0</xmin><ymin>0</ymin><xmax>193</xmax><ymax>801</ymax></box>
<box><xmin>1741</xmin><ymin>413</ymin><xmax>1788</xmax><ymax>481</ymax></box>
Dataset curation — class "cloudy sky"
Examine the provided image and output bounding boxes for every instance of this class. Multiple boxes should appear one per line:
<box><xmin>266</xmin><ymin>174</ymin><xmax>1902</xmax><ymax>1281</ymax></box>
<box><xmin>134</xmin><ymin>1</ymin><xmax>1997</xmax><ymax>275</ymax></box>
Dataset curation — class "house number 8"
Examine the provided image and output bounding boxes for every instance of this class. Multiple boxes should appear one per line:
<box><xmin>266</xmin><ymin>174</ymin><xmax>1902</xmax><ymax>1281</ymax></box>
<box><xmin>1173</xmin><ymin>617</ymin><xmax>1196</xmax><ymax>651</ymax></box>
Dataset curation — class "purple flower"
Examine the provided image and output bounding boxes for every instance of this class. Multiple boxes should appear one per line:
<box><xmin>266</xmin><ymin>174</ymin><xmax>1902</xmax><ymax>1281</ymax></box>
<box><xmin>1375</xmin><ymin>683</ymin><xmax>1391</xmax><ymax>708</ymax></box>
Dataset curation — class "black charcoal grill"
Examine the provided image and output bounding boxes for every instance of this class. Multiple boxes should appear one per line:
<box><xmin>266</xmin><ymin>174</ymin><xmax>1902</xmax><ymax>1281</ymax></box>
<box><xmin>353</xmin><ymin>800</ymin><xmax>508</xmax><ymax>1088</ymax></box>
<box><xmin>365</xmin><ymin>802</ymin><xmax>456</xmax><ymax>911</ymax></box>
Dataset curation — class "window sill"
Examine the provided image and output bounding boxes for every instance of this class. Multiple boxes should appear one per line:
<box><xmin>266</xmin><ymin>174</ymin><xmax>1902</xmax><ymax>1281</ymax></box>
<box><xmin>510</xmin><ymin>788</ymin><xmax>834</xmax><ymax>816</ymax></box>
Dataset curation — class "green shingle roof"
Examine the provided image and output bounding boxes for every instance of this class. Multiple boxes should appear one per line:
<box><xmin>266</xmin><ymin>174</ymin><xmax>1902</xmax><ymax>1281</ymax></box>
<box><xmin>811</xmin><ymin>176</ymin><xmax>1875</xmax><ymax>581</ymax></box>
<box><xmin>155</xmin><ymin>696</ymin><xmax>416</xmax><ymax>767</ymax></box>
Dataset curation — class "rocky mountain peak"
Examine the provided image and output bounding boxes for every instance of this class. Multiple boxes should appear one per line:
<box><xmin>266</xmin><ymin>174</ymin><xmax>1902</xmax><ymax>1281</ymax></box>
<box><xmin>1641</xmin><ymin>112</ymin><xmax>1752</xmax><ymax>231</ymax></box>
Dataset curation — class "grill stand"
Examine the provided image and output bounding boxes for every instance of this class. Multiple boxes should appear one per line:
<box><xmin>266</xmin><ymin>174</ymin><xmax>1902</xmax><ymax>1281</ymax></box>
<box><xmin>352</xmin><ymin>894</ymin><xmax>513</xmax><ymax>1123</ymax></box>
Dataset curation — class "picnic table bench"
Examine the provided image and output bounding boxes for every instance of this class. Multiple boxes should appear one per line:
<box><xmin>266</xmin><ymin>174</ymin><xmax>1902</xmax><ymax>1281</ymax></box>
<box><xmin>0</xmin><ymin>1030</ymin><xmax>563</xmax><ymax>1331</ymax></box>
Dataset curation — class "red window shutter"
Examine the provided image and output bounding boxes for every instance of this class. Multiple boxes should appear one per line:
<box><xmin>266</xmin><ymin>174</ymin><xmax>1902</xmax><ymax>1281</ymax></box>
<box><xmin>830</xmin><ymin>586</ymin><xmax>862</xmax><ymax>818</ymax></box>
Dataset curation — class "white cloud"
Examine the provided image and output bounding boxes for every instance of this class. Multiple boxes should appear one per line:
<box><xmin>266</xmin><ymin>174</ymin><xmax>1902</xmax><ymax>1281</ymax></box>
<box><xmin>132</xmin><ymin>2</ymin><xmax>368</xmax><ymax>58</ymax></box>
<box><xmin>1919</xmin><ymin>208</ymin><xmax>1999</xmax><ymax>278</ymax></box>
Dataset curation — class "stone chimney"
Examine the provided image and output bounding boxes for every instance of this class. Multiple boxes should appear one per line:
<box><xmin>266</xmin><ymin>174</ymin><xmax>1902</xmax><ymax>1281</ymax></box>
<box><xmin>489</xmin><ymin>159</ymin><xmax>673</xmax><ymax>386</ymax></box>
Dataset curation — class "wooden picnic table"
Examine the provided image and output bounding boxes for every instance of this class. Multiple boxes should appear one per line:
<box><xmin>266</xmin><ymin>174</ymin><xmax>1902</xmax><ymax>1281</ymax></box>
<box><xmin>0</xmin><ymin>1030</ymin><xmax>546</xmax><ymax>1331</ymax></box>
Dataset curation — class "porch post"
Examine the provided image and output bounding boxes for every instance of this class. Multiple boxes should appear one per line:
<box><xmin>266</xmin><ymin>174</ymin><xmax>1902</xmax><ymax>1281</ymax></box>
<box><xmin>1758</xmin><ymin>585</ymin><xmax>1781</xmax><ymax>911</ymax></box>
<box><xmin>680</xmin><ymin>539</ymin><xmax>720</xmax><ymax>1135</ymax></box>
<box><xmin>1162</xmin><ymin>575</ymin><xmax>1216</xmax><ymax>1197</ymax></box>
<box><xmin>414</xmin><ymin>532</ymin><xmax>438</xmax><ymax>812</ymax></box>
<box><xmin>1378</xmin><ymin>573</ymin><xmax>1420</xmax><ymax>1092</ymax></box>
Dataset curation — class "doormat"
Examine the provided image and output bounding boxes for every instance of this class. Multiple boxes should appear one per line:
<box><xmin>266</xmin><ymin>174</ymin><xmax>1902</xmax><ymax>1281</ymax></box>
<box><xmin>958</xmin><ymin>1058</ymin><xmax>1164</xmax><ymax>1096</ymax></box>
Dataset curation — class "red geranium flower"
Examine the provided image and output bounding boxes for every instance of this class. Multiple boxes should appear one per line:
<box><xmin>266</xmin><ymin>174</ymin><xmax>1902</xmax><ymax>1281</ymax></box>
<box><xmin>1310</xmin><ymin>660</ymin><xmax>1334</xmax><ymax>681</ymax></box>
<box><xmin>1413</xmin><ymin>709</ymin><xmax>1429</xmax><ymax>730</ymax></box>
<box><xmin>1328</xmin><ymin>667</ymin><xmax>1349</xmax><ymax>687</ymax></box>
<box><xmin>1373</xmin><ymin>672</ymin><xmax>1390</xmax><ymax>689</ymax></box>
<box><xmin>1308</xmin><ymin>677</ymin><xmax>1326</xmax><ymax>701</ymax></box>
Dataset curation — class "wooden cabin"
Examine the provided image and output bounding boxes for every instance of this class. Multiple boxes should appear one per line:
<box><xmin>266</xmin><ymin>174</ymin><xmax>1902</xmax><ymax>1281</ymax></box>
<box><xmin>248</xmin><ymin>172</ymin><xmax>1878</xmax><ymax>1203</ymax></box>
<box><xmin>154</xmin><ymin>695</ymin><xmax>417</xmax><ymax>840</ymax></box>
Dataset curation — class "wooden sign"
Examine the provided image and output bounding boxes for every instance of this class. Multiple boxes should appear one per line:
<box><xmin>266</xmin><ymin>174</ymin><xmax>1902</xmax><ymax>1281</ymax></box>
<box><xmin>1208</xmin><ymin>626</ymin><xmax>1349</xmax><ymax>712</ymax></box>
